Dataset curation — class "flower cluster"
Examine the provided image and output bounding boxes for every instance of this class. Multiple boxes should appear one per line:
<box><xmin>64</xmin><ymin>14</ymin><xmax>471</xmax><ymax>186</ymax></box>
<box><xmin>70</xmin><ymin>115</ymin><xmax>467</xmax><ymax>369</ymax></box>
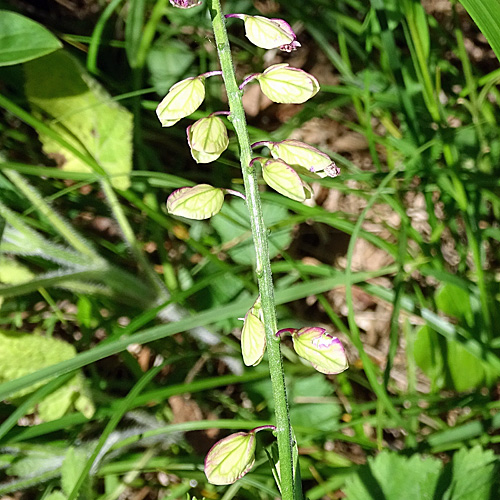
<box><xmin>160</xmin><ymin>3</ymin><xmax>349</xmax><ymax>488</ymax></box>
<box><xmin>156</xmin><ymin>13</ymin><xmax>340</xmax><ymax>218</ymax></box>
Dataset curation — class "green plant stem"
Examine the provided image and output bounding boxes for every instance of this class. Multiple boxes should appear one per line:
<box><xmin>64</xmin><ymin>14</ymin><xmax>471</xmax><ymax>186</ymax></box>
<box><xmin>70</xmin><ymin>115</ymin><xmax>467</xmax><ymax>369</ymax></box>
<box><xmin>100</xmin><ymin>181</ymin><xmax>168</xmax><ymax>300</ymax></box>
<box><xmin>210</xmin><ymin>2</ymin><xmax>297</xmax><ymax>498</ymax></box>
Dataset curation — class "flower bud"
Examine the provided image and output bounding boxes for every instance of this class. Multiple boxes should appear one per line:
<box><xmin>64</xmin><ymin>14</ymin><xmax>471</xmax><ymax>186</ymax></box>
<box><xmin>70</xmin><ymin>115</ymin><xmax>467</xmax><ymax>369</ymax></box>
<box><xmin>169</xmin><ymin>0</ymin><xmax>201</xmax><ymax>7</ymax></box>
<box><xmin>156</xmin><ymin>76</ymin><xmax>205</xmax><ymax>127</ymax></box>
<box><xmin>241</xmin><ymin>297</ymin><xmax>266</xmax><ymax>366</ymax></box>
<box><xmin>187</xmin><ymin>115</ymin><xmax>229</xmax><ymax>163</ymax></box>
<box><xmin>256</xmin><ymin>64</ymin><xmax>319</xmax><ymax>104</ymax></box>
<box><xmin>204</xmin><ymin>431</ymin><xmax>256</xmax><ymax>485</ymax></box>
<box><xmin>166</xmin><ymin>184</ymin><xmax>224</xmax><ymax>220</ymax></box>
<box><xmin>284</xmin><ymin>327</ymin><xmax>348</xmax><ymax>374</ymax></box>
<box><xmin>261</xmin><ymin>159</ymin><xmax>312</xmax><ymax>202</ymax></box>
<box><xmin>204</xmin><ymin>425</ymin><xmax>275</xmax><ymax>485</ymax></box>
<box><xmin>259</xmin><ymin>139</ymin><xmax>340</xmax><ymax>178</ymax></box>
<box><xmin>226</xmin><ymin>14</ymin><xmax>300</xmax><ymax>52</ymax></box>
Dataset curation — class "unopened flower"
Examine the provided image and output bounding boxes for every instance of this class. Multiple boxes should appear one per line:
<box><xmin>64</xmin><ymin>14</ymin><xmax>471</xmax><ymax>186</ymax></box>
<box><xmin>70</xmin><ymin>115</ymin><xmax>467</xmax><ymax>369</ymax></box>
<box><xmin>260</xmin><ymin>158</ymin><xmax>312</xmax><ymax>202</ymax></box>
<box><xmin>254</xmin><ymin>139</ymin><xmax>340</xmax><ymax>178</ymax></box>
<box><xmin>187</xmin><ymin>115</ymin><xmax>229</xmax><ymax>163</ymax></box>
<box><xmin>156</xmin><ymin>76</ymin><xmax>205</xmax><ymax>127</ymax></box>
<box><xmin>255</xmin><ymin>64</ymin><xmax>319</xmax><ymax>104</ymax></box>
<box><xmin>241</xmin><ymin>296</ymin><xmax>266</xmax><ymax>366</ymax></box>
<box><xmin>278</xmin><ymin>327</ymin><xmax>348</xmax><ymax>374</ymax></box>
<box><xmin>226</xmin><ymin>14</ymin><xmax>300</xmax><ymax>52</ymax></box>
<box><xmin>205</xmin><ymin>431</ymin><xmax>255</xmax><ymax>485</ymax></box>
<box><xmin>169</xmin><ymin>0</ymin><xmax>202</xmax><ymax>8</ymax></box>
<box><xmin>166</xmin><ymin>184</ymin><xmax>224</xmax><ymax>220</ymax></box>
<box><xmin>204</xmin><ymin>425</ymin><xmax>275</xmax><ymax>485</ymax></box>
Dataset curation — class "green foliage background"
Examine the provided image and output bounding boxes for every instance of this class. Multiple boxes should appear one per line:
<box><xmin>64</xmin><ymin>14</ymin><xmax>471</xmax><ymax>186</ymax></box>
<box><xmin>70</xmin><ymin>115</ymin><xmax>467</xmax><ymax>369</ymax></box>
<box><xmin>0</xmin><ymin>0</ymin><xmax>499</xmax><ymax>498</ymax></box>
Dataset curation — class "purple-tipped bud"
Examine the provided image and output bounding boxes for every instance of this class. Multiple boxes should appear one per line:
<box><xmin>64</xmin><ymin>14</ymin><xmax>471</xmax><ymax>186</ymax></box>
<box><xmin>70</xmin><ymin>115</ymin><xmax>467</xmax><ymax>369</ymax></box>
<box><xmin>226</xmin><ymin>14</ymin><xmax>300</xmax><ymax>52</ymax></box>
<box><xmin>286</xmin><ymin>327</ymin><xmax>349</xmax><ymax>374</ymax></box>
<box><xmin>169</xmin><ymin>0</ymin><xmax>202</xmax><ymax>8</ymax></box>
<box><xmin>254</xmin><ymin>139</ymin><xmax>339</xmax><ymax>179</ymax></box>
<box><xmin>204</xmin><ymin>432</ymin><xmax>256</xmax><ymax>485</ymax></box>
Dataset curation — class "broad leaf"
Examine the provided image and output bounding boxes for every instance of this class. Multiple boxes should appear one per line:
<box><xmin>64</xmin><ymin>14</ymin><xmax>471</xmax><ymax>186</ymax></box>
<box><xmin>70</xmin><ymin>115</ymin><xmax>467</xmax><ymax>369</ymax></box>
<box><xmin>211</xmin><ymin>199</ymin><xmax>293</xmax><ymax>265</ymax></box>
<box><xmin>24</xmin><ymin>51</ymin><xmax>133</xmax><ymax>190</ymax></box>
<box><xmin>0</xmin><ymin>11</ymin><xmax>62</xmax><ymax>66</ymax></box>
<box><xmin>0</xmin><ymin>330</ymin><xmax>94</xmax><ymax>421</ymax></box>
<box><xmin>442</xmin><ymin>446</ymin><xmax>497</xmax><ymax>500</ymax></box>
<box><xmin>460</xmin><ymin>0</ymin><xmax>500</xmax><ymax>62</ymax></box>
<box><xmin>344</xmin><ymin>447</ymin><xmax>499</xmax><ymax>500</ymax></box>
<box><xmin>344</xmin><ymin>450</ymin><xmax>441</xmax><ymax>499</ymax></box>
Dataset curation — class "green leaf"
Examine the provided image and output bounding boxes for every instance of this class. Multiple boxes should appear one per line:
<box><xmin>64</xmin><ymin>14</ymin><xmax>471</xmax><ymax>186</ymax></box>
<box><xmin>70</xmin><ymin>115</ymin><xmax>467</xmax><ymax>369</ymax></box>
<box><xmin>0</xmin><ymin>11</ymin><xmax>62</xmax><ymax>66</ymax></box>
<box><xmin>442</xmin><ymin>446</ymin><xmax>498</xmax><ymax>500</ymax></box>
<box><xmin>147</xmin><ymin>39</ymin><xmax>196</xmax><ymax>95</ymax></box>
<box><xmin>0</xmin><ymin>330</ymin><xmax>94</xmax><ymax>421</ymax></box>
<box><xmin>288</xmin><ymin>374</ymin><xmax>342</xmax><ymax>431</ymax></box>
<box><xmin>6</xmin><ymin>446</ymin><xmax>64</xmax><ymax>478</ymax></box>
<box><xmin>460</xmin><ymin>0</ymin><xmax>500</xmax><ymax>62</ymax></box>
<box><xmin>211</xmin><ymin>199</ymin><xmax>293</xmax><ymax>265</ymax></box>
<box><xmin>166</xmin><ymin>184</ymin><xmax>225</xmax><ymax>220</ymax></box>
<box><xmin>435</xmin><ymin>283</ymin><xmax>473</xmax><ymax>324</ymax></box>
<box><xmin>414</xmin><ymin>325</ymin><xmax>489</xmax><ymax>392</ymax></box>
<box><xmin>45</xmin><ymin>492</ymin><xmax>67</xmax><ymax>500</ymax></box>
<box><xmin>414</xmin><ymin>282</ymin><xmax>495</xmax><ymax>392</ymax></box>
<box><xmin>24</xmin><ymin>51</ymin><xmax>132</xmax><ymax>190</ymax></box>
<box><xmin>125</xmin><ymin>0</ymin><xmax>146</xmax><ymax>68</ymax></box>
<box><xmin>61</xmin><ymin>448</ymin><xmax>90</xmax><ymax>498</ymax></box>
<box><xmin>0</xmin><ymin>257</ymin><xmax>34</xmax><ymax>285</ymax></box>
<box><xmin>343</xmin><ymin>451</ymin><xmax>441</xmax><ymax>500</ymax></box>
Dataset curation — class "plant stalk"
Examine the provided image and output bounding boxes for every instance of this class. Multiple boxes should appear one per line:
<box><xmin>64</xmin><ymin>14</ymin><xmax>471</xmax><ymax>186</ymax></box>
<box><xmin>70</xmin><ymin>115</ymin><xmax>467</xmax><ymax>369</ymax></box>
<box><xmin>209</xmin><ymin>1</ymin><xmax>297</xmax><ymax>498</ymax></box>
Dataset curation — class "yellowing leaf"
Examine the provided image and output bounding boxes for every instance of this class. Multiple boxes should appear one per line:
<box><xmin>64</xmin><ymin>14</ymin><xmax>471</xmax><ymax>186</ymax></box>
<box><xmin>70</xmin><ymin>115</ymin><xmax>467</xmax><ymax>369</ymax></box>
<box><xmin>0</xmin><ymin>329</ymin><xmax>95</xmax><ymax>421</ymax></box>
<box><xmin>24</xmin><ymin>51</ymin><xmax>133</xmax><ymax>190</ymax></box>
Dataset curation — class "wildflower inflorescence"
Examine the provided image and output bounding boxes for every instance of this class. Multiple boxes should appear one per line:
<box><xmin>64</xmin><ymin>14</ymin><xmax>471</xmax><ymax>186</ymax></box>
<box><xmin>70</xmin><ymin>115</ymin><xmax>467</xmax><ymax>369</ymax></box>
<box><xmin>159</xmin><ymin>0</ymin><xmax>348</xmax><ymax>489</ymax></box>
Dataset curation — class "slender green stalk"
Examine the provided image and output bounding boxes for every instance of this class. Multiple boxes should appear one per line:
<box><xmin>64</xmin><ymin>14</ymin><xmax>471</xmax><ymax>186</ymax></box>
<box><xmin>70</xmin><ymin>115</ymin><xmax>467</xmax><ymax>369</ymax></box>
<box><xmin>4</xmin><ymin>170</ymin><xmax>99</xmax><ymax>260</ymax></box>
<box><xmin>100</xmin><ymin>181</ymin><xmax>168</xmax><ymax>299</ymax></box>
<box><xmin>209</xmin><ymin>2</ymin><xmax>296</xmax><ymax>498</ymax></box>
<box><xmin>345</xmin><ymin>167</ymin><xmax>404</xmax><ymax>426</ymax></box>
<box><xmin>66</xmin><ymin>362</ymin><xmax>166</xmax><ymax>500</ymax></box>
